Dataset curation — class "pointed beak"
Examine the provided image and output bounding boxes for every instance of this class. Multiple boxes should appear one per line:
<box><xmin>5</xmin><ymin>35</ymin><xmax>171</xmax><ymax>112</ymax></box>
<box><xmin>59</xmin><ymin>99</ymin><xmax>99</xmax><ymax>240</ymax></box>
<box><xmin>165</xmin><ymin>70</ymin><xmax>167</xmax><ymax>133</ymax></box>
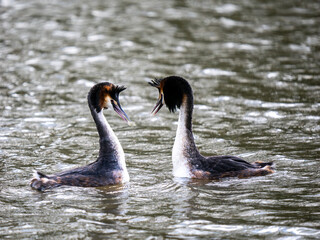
<box><xmin>151</xmin><ymin>93</ymin><xmax>164</xmax><ymax>115</ymax></box>
<box><xmin>111</xmin><ymin>99</ymin><xmax>130</xmax><ymax>123</ymax></box>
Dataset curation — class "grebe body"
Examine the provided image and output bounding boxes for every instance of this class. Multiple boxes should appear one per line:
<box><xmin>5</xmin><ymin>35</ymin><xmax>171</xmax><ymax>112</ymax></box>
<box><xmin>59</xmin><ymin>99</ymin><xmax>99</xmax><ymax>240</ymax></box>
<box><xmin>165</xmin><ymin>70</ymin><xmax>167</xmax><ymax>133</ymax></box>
<box><xmin>149</xmin><ymin>76</ymin><xmax>274</xmax><ymax>180</ymax></box>
<box><xmin>30</xmin><ymin>82</ymin><xmax>130</xmax><ymax>191</ymax></box>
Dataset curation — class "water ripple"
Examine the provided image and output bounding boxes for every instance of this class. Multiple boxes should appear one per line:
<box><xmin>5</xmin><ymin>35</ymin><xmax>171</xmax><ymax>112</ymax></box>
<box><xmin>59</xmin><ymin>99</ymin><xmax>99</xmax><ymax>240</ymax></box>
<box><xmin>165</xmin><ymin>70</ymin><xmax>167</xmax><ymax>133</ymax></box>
<box><xmin>1</xmin><ymin>0</ymin><xmax>319</xmax><ymax>239</ymax></box>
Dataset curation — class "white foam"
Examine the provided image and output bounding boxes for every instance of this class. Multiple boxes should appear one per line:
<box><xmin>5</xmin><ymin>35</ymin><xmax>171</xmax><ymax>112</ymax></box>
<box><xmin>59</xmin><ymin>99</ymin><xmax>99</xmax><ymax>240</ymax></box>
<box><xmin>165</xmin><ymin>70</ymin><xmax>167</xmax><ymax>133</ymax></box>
<box><xmin>267</xmin><ymin>72</ymin><xmax>279</xmax><ymax>78</ymax></box>
<box><xmin>264</xmin><ymin>111</ymin><xmax>284</xmax><ymax>119</ymax></box>
<box><xmin>75</xmin><ymin>79</ymin><xmax>95</xmax><ymax>88</ymax></box>
<box><xmin>24</xmin><ymin>117</ymin><xmax>56</xmax><ymax>122</ymax></box>
<box><xmin>53</xmin><ymin>30</ymin><xmax>81</xmax><ymax>39</ymax></box>
<box><xmin>87</xmin><ymin>35</ymin><xmax>105</xmax><ymax>41</ymax></box>
<box><xmin>215</xmin><ymin>4</ymin><xmax>239</xmax><ymax>14</ymax></box>
<box><xmin>202</xmin><ymin>68</ymin><xmax>236</xmax><ymax>76</ymax></box>
<box><xmin>223</xmin><ymin>42</ymin><xmax>257</xmax><ymax>51</ymax></box>
<box><xmin>62</xmin><ymin>46</ymin><xmax>80</xmax><ymax>55</ymax></box>
<box><xmin>86</xmin><ymin>55</ymin><xmax>108</xmax><ymax>63</ymax></box>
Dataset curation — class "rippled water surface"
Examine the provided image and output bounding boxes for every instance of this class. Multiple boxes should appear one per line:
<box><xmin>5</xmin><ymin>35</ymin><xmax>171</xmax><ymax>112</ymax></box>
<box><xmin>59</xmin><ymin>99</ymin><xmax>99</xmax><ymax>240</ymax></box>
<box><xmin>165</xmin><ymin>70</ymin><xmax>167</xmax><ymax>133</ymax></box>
<box><xmin>1</xmin><ymin>0</ymin><xmax>320</xmax><ymax>239</ymax></box>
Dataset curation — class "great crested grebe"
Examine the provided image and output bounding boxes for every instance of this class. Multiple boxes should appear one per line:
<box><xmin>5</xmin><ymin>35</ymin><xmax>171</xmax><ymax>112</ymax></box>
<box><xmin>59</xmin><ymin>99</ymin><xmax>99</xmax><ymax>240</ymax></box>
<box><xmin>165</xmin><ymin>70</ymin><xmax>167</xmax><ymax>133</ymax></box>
<box><xmin>30</xmin><ymin>82</ymin><xmax>130</xmax><ymax>191</ymax></box>
<box><xmin>149</xmin><ymin>76</ymin><xmax>274</xmax><ymax>180</ymax></box>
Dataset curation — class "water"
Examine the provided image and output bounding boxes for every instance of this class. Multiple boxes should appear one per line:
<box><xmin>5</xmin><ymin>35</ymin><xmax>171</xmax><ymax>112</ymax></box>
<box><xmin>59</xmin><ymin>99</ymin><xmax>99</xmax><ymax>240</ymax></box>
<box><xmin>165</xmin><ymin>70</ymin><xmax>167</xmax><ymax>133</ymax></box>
<box><xmin>1</xmin><ymin>0</ymin><xmax>320</xmax><ymax>239</ymax></box>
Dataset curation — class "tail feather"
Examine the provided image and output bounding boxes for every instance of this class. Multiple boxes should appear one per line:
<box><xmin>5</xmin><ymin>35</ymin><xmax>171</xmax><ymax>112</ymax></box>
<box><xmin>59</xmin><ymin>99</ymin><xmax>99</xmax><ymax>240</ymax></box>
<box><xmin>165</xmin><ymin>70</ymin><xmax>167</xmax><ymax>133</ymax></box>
<box><xmin>30</xmin><ymin>170</ymin><xmax>52</xmax><ymax>191</ymax></box>
<box><xmin>33</xmin><ymin>170</ymin><xmax>48</xmax><ymax>179</ymax></box>
<box><xmin>253</xmin><ymin>161</ymin><xmax>274</xmax><ymax>168</ymax></box>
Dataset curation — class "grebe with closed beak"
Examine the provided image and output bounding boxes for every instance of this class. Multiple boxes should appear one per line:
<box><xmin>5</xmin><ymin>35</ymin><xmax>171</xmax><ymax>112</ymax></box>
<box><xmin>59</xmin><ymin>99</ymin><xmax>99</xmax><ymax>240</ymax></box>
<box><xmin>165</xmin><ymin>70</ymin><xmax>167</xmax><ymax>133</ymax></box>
<box><xmin>30</xmin><ymin>82</ymin><xmax>130</xmax><ymax>191</ymax></box>
<box><xmin>149</xmin><ymin>76</ymin><xmax>274</xmax><ymax>180</ymax></box>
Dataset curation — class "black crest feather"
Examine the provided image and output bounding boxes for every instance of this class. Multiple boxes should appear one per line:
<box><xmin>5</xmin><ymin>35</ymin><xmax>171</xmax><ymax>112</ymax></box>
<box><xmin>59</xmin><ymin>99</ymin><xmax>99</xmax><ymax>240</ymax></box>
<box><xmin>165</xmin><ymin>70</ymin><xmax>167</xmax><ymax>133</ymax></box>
<box><xmin>148</xmin><ymin>78</ymin><xmax>161</xmax><ymax>88</ymax></box>
<box><xmin>115</xmin><ymin>85</ymin><xmax>126</xmax><ymax>93</ymax></box>
<box><xmin>148</xmin><ymin>76</ymin><xmax>193</xmax><ymax>113</ymax></box>
<box><xmin>110</xmin><ymin>85</ymin><xmax>126</xmax><ymax>102</ymax></box>
<box><xmin>162</xmin><ymin>76</ymin><xmax>193</xmax><ymax>112</ymax></box>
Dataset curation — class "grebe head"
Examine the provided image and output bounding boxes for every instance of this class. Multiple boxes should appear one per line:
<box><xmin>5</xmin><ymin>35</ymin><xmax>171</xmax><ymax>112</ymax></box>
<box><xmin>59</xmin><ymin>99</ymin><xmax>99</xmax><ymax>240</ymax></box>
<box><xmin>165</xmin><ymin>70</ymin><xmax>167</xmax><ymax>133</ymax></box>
<box><xmin>88</xmin><ymin>82</ymin><xmax>130</xmax><ymax>122</ymax></box>
<box><xmin>149</xmin><ymin>76</ymin><xmax>192</xmax><ymax>114</ymax></box>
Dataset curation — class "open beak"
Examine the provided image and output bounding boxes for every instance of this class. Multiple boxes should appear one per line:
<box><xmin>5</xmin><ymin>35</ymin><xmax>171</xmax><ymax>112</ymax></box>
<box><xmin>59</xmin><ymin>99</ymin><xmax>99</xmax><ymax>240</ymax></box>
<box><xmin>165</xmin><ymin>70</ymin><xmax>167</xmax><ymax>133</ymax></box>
<box><xmin>151</xmin><ymin>93</ymin><xmax>164</xmax><ymax>115</ymax></box>
<box><xmin>111</xmin><ymin>99</ymin><xmax>130</xmax><ymax>123</ymax></box>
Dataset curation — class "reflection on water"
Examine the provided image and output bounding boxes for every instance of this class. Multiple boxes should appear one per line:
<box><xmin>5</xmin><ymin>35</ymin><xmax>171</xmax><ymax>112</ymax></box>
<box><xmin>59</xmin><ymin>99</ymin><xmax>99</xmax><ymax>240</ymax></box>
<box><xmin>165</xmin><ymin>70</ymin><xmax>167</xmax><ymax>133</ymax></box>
<box><xmin>1</xmin><ymin>0</ymin><xmax>320</xmax><ymax>239</ymax></box>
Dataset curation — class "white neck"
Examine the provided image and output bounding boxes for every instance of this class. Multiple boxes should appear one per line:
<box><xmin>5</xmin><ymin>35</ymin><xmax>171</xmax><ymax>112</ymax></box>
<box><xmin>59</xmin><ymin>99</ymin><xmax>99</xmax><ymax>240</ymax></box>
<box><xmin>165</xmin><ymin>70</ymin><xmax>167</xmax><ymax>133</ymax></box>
<box><xmin>172</xmin><ymin>103</ymin><xmax>192</xmax><ymax>178</ymax></box>
<box><xmin>97</xmin><ymin>111</ymin><xmax>129</xmax><ymax>183</ymax></box>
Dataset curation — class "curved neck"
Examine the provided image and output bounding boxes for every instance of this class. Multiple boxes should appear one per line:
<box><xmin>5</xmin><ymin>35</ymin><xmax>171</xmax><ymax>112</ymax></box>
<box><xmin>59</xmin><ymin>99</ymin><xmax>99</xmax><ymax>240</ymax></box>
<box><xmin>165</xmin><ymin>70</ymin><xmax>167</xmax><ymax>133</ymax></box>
<box><xmin>88</xmin><ymin>104</ymin><xmax>125</xmax><ymax>165</ymax></box>
<box><xmin>175</xmin><ymin>95</ymin><xmax>199</xmax><ymax>157</ymax></box>
<box><xmin>172</xmin><ymin>93</ymin><xmax>201</xmax><ymax>177</ymax></box>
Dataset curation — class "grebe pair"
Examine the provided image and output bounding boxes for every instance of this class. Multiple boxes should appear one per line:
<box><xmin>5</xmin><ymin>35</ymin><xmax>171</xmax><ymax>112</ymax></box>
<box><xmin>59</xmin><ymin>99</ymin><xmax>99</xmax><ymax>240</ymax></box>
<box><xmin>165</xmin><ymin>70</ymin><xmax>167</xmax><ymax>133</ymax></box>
<box><xmin>31</xmin><ymin>76</ymin><xmax>273</xmax><ymax>191</ymax></box>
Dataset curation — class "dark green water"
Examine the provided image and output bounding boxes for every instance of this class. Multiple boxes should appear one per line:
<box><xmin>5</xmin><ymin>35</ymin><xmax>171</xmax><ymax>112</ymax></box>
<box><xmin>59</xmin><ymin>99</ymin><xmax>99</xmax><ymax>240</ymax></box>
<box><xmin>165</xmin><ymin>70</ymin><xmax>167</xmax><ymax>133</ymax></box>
<box><xmin>1</xmin><ymin>0</ymin><xmax>319</xmax><ymax>239</ymax></box>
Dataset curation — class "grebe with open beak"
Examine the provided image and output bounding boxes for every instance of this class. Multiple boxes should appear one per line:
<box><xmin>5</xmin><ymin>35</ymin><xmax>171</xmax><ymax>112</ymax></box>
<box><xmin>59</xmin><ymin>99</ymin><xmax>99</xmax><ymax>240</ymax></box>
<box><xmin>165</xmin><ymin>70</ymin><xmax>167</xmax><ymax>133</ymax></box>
<box><xmin>149</xmin><ymin>76</ymin><xmax>274</xmax><ymax>180</ymax></box>
<box><xmin>31</xmin><ymin>82</ymin><xmax>130</xmax><ymax>191</ymax></box>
